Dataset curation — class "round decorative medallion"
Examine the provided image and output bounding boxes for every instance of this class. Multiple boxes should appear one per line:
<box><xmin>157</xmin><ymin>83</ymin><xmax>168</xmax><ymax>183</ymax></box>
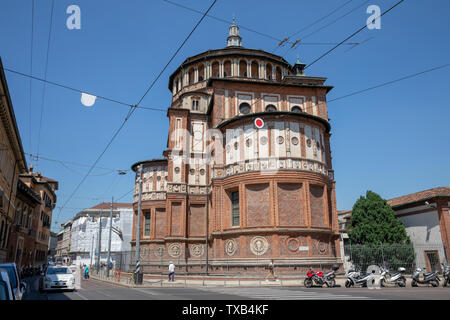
<box><xmin>291</xmin><ymin>137</ymin><xmax>299</xmax><ymax>145</ymax></box>
<box><xmin>154</xmin><ymin>246</ymin><xmax>164</xmax><ymax>258</ymax></box>
<box><xmin>245</xmin><ymin>138</ymin><xmax>252</xmax><ymax>148</ymax></box>
<box><xmin>174</xmin><ymin>167</ymin><xmax>180</xmax><ymax>174</ymax></box>
<box><xmin>168</xmin><ymin>243</ymin><xmax>182</xmax><ymax>258</ymax></box>
<box><xmin>318</xmin><ymin>241</ymin><xmax>327</xmax><ymax>254</ymax></box>
<box><xmin>234</xmin><ymin>141</ymin><xmax>239</xmax><ymax>150</ymax></box>
<box><xmin>199</xmin><ymin>169</ymin><xmax>205</xmax><ymax>175</ymax></box>
<box><xmin>189</xmin><ymin>168</ymin><xmax>195</xmax><ymax>175</ymax></box>
<box><xmin>306</xmin><ymin>139</ymin><xmax>312</xmax><ymax>147</ymax></box>
<box><xmin>260</xmin><ymin>136</ymin><xmax>268</xmax><ymax>145</ymax></box>
<box><xmin>277</xmin><ymin>136</ymin><xmax>284</xmax><ymax>144</ymax></box>
<box><xmin>250</xmin><ymin>236</ymin><xmax>269</xmax><ymax>256</ymax></box>
<box><xmin>225</xmin><ymin>239</ymin><xmax>237</xmax><ymax>256</ymax></box>
<box><xmin>286</xmin><ymin>238</ymin><xmax>299</xmax><ymax>252</ymax></box>
<box><xmin>190</xmin><ymin>244</ymin><xmax>204</xmax><ymax>257</ymax></box>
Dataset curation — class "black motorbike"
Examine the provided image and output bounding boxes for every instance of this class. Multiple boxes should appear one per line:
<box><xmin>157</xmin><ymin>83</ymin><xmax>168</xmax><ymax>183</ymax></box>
<box><xmin>442</xmin><ymin>262</ymin><xmax>450</xmax><ymax>287</ymax></box>
<box><xmin>411</xmin><ymin>268</ymin><xmax>440</xmax><ymax>287</ymax></box>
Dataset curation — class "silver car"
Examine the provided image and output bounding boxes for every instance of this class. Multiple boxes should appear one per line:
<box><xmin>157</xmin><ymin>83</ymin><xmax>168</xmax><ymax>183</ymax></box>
<box><xmin>0</xmin><ymin>263</ymin><xmax>26</xmax><ymax>300</ymax></box>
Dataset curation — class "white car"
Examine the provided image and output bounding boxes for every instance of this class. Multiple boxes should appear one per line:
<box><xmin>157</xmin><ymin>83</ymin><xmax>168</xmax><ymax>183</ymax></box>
<box><xmin>41</xmin><ymin>266</ymin><xmax>75</xmax><ymax>292</ymax></box>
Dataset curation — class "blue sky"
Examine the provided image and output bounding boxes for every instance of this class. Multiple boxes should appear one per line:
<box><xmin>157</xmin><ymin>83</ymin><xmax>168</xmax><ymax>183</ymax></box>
<box><xmin>0</xmin><ymin>0</ymin><xmax>448</xmax><ymax>232</ymax></box>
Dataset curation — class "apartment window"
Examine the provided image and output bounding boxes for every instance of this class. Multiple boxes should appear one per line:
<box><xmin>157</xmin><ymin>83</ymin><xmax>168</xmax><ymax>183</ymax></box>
<box><xmin>231</xmin><ymin>191</ymin><xmax>240</xmax><ymax>227</ymax></box>
<box><xmin>144</xmin><ymin>212</ymin><xmax>150</xmax><ymax>237</ymax></box>
<box><xmin>0</xmin><ymin>141</ymin><xmax>4</xmax><ymax>170</ymax></box>
<box><xmin>192</xmin><ymin>99</ymin><xmax>199</xmax><ymax>111</ymax></box>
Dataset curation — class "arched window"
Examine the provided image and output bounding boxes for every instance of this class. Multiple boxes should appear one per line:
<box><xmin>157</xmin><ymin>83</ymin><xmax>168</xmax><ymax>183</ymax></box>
<box><xmin>188</xmin><ymin>68</ymin><xmax>194</xmax><ymax>85</ymax></box>
<box><xmin>239</xmin><ymin>60</ymin><xmax>247</xmax><ymax>77</ymax></box>
<box><xmin>239</xmin><ymin>102</ymin><xmax>251</xmax><ymax>114</ymax></box>
<box><xmin>266</xmin><ymin>63</ymin><xmax>273</xmax><ymax>80</ymax></box>
<box><xmin>212</xmin><ymin>61</ymin><xmax>219</xmax><ymax>77</ymax></box>
<box><xmin>224</xmin><ymin>60</ymin><xmax>231</xmax><ymax>77</ymax></box>
<box><xmin>251</xmin><ymin>61</ymin><xmax>258</xmax><ymax>78</ymax></box>
<box><xmin>265</xmin><ymin>104</ymin><xmax>277</xmax><ymax>112</ymax></box>
<box><xmin>291</xmin><ymin>106</ymin><xmax>302</xmax><ymax>113</ymax></box>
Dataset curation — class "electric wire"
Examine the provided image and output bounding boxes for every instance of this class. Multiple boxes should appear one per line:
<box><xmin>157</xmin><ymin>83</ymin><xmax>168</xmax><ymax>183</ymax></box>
<box><xmin>28</xmin><ymin>0</ymin><xmax>34</xmax><ymax>157</ymax></box>
<box><xmin>53</xmin><ymin>0</ymin><xmax>217</xmax><ymax>228</ymax></box>
<box><xmin>36</xmin><ymin>0</ymin><xmax>55</xmax><ymax>170</ymax></box>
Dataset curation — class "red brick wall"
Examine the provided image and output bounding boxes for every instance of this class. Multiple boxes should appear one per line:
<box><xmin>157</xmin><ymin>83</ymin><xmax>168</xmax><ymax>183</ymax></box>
<box><xmin>170</xmin><ymin>202</ymin><xmax>182</xmax><ymax>236</ymax></box>
<box><xmin>246</xmin><ymin>184</ymin><xmax>271</xmax><ymax>227</ymax></box>
<box><xmin>310</xmin><ymin>185</ymin><xmax>325</xmax><ymax>227</ymax></box>
<box><xmin>155</xmin><ymin>208</ymin><xmax>166</xmax><ymax>238</ymax></box>
<box><xmin>277</xmin><ymin>183</ymin><xmax>305</xmax><ymax>226</ymax></box>
<box><xmin>188</xmin><ymin>204</ymin><xmax>205</xmax><ymax>237</ymax></box>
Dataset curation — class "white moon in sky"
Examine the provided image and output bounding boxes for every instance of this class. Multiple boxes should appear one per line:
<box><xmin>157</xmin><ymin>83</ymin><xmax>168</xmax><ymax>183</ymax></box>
<box><xmin>81</xmin><ymin>93</ymin><xmax>97</xmax><ymax>107</ymax></box>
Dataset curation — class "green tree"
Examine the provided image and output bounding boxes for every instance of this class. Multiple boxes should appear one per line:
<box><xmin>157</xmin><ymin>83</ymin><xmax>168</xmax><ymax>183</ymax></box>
<box><xmin>346</xmin><ymin>191</ymin><xmax>415</xmax><ymax>272</ymax></box>
<box><xmin>348</xmin><ymin>190</ymin><xmax>410</xmax><ymax>244</ymax></box>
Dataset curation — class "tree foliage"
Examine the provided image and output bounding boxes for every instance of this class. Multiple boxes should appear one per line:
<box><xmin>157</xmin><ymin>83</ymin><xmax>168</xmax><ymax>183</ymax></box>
<box><xmin>348</xmin><ymin>190</ymin><xmax>410</xmax><ymax>244</ymax></box>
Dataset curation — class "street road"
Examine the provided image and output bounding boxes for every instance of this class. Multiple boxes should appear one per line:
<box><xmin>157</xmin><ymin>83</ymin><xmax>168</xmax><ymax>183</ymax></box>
<box><xmin>22</xmin><ymin>276</ymin><xmax>450</xmax><ymax>300</ymax></box>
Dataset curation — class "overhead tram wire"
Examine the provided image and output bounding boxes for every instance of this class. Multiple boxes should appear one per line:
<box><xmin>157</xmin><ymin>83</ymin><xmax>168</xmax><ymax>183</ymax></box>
<box><xmin>53</xmin><ymin>0</ymin><xmax>218</xmax><ymax>227</ymax></box>
<box><xmin>305</xmin><ymin>0</ymin><xmax>405</xmax><ymax>70</ymax></box>
<box><xmin>213</xmin><ymin>0</ymin><xmax>405</xmax><ymax>124</ymax></box>
<box><xmin>280</xmin><ymin>0</ymin><xmax>371</xmax><ymax>57</ymax></box>
<box><xmin>3</xmin><ymin>68</ymin><xmax>167</xmax><ymax>112</ymax></box>
<box><xmin>28</xmin><ymin>0</ymin><xmax>35</xmax><ymax>157</ymax></box>
<box><xmin>273</xmin><ymin>0</ymin><xmax>354</xmax><ymax>52</ymax></box>
<box><xmin>36</xmin><ymin>0</ymin><xmax>55</xmax><ymax>170</ymax></box>
<box><xmin>161</xmin><ymin>0</ymin><xmax>358</xmax><ymax>48</ymax></box>
<box><xmin>328</xmin><ymin>63</ymin><xmax>450</xmax><ymax>103</ymax></box>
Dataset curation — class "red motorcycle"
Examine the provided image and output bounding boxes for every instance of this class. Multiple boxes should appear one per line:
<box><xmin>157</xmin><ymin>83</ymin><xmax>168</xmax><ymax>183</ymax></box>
<box><xmin>304</xmin><ymin>266</ymin><xmax>338</xmax><ymax>288</ymax></box>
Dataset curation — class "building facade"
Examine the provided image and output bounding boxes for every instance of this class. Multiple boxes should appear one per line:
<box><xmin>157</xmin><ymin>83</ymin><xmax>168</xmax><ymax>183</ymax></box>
<box><xmin>130</xmin><ymin>23</ymin><xmax>340</xmax><ymax>274</ymax></box>
<box><xmin>68</xmin><ymin>202</ymin><xmax>133</xmax><ymax>267</ymax></box>
<box><xmin>55</xmin><ymin>220</ymin><xmax>72</xmax><ymax>264</ymax></box>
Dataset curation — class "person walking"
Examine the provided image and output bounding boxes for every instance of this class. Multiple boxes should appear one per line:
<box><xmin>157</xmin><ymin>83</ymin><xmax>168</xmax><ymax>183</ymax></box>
<box><xmin>84</xmin><ymin>265</ymin><xmax>89</xmax><ymax>280</ymax></box>
<box><xmin>168</xmin><ymin>262</ymin><xmax>175</xmax><ymax>282</ymax></box>
<box><xmin>266</xmin><ymin>259</ymin><xmax>276</xmax><ymax>281</ymax></box>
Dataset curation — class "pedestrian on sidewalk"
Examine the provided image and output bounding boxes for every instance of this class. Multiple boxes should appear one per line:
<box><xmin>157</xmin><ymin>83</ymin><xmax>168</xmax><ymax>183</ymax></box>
<box><xmin>168</xmin><ymin>262</ymin><xmax>175</xmax><ymax>282</ymax></box>
<box><xmin>84</xmin><ymin>265</ymin><xmax>89</xmax><ymax>280</ymax></box>
<box><xmin>266</xmin><ymin>259</ymin><xmax>276</xmax><ymax>281</ymax></box>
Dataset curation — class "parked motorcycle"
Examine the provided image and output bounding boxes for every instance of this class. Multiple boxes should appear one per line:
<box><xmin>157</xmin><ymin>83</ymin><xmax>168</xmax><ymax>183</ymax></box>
<box><xmin>345</xmin><ymin>269</ymin><xmax>375</xmax><ymax>288</ymax></box>
<box><xmin>304</xmin><ymin>265</ymin><xmax>339</xmax><ymax>288</ymax></box>
<box><xmin>379</xmin><ymin>266</ymin><xmax>406</xmax><ymax>287</ymax></box>
<box><xmin>442</xmin><ymin>262</ymin><xmax>449</xmax><ymax>287</ymax></box>
<box><xmin>411</xmin><ymin>268</ymin><xmax>440</xmax><ymax>287</ymax></box>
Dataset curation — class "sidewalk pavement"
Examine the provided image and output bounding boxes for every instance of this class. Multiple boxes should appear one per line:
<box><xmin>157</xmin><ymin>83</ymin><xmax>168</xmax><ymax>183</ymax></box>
<box><xmin>91</xmin><ymin>272</ymin><xmax>418</xmax><ymax>288</ymax></box>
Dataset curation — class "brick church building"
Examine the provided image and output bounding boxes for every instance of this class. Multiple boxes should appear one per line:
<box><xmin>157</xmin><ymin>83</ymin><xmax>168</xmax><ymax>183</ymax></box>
<box><xmin>130</xmin><ymin>21</ymin><xmax>340</xmax><ymax>274</ymax></box>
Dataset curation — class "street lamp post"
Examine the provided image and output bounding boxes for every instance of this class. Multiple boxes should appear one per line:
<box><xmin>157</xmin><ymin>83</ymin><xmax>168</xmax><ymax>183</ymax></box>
<box><xmin>97</xmin><ymin>211</ymin><xmax>102</xmax><ymax>273</ymax></box>
<box><xmin>106</xmin><ymin>197</ymin><xmax>113</xmax><ymax>278</ymax></box>
<box><xmin>135</xmin><ymin>164</ymin><xmax>143</xmax><ymax>283</ymax></box>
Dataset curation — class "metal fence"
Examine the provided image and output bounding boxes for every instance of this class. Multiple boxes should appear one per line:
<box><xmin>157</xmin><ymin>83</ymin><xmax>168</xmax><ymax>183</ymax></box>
<box><xmin>87</xmin><ymin>242</ymin><xmax>448</xmax><ymax>277</ymax></box>
<box><xmin>342</xmin><ymin>242</ymin><xmax>448</xmax><ymax>274</ymax></box>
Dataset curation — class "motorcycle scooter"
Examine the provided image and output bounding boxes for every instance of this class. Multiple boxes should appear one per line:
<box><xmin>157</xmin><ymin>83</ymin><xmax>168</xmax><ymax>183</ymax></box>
<box><xmin>345</xmin><ymin>269</ymin><xmax>375</xmax><ymax>288</ymax></box>
<box><xmin>304</xmin><ymin>265</ymin><xmax>339</xmax><ymax>288</ymax></box>
<box><xmin>379</xmin><ymin>266</ymin><xmax>406</xmax><ymax>287</ymax></box>
<box><xmin>442</xmin><ymin>262</ymin><xmax>449</xmax><ymax>287</ymax></box>
<box><xmin>411</xmin><ymin>268</ymin><xmax>440</xmax><ymax>287</ymax></box>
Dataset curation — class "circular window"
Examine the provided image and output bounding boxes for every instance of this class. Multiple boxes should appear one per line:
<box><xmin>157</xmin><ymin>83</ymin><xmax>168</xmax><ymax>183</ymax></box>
<box><xmin>234</xmin><ymin>142</ymin><xmax>239</xmax><ymax>150</ymax></box>
<box><xmin>277</xmin><ymin>136</ymin><xmax>284</xmax><ymax>144</ymax></box>
<box><xmin>200</xmin><ymin>169</ymin><xmax>205</xmax><ymax>176</ymax></box>
<box><xmin>265</xmin><ymin>104</ymin><xmax>277</xmax><ymax>112</ymax></box>
<box><xmin>239</xmin><ymin>103</ymin><xmax>251</xmax><ymax>114</ymax></box>
<box><xmin>291</xmin><ymin>106</ymin><xmax>302</xmax><ymax>113</ymax></box>
<box><xmin>189</xmin><ymin>168</ymin><xmax>195</xmax><ymax>175</ymax></box>
<box><xmin>245</xmin><ymin>138</ymin><xmax>252</xmax><ymax>148</ymax></box>
<box><xmin>291</xmin><ymin>137</ymin><xmax>299</xmax><ymax>145</ymax></box>
<box><xmin>260</xmin><ymin>136</ymin><xmax>268</xmax><ymax>145</ymax></box>
<box><xmin>174</xmin><ymin>167</ymin><xmax>180</xmax><ymax>174</ymax></box>
<box><xmin>306</xmin><ymin>139</ymin><xmax>312</xmax><ymax>147</ymax></box>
